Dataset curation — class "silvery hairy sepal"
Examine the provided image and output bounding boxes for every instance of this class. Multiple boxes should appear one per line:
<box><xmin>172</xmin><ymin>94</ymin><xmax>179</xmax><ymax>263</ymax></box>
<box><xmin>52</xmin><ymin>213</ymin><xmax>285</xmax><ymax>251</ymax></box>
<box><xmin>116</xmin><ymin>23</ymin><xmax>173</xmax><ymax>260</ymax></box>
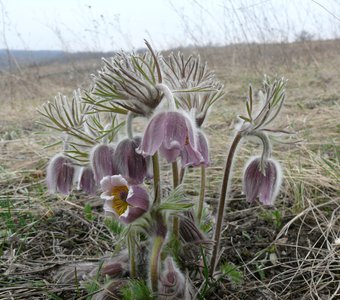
<box><xmin>243</xmin><ymin>156</ymin><xmax>282</xmax><ymax>206</ymax></box>
<box><xmin>78</xmin><ymin>167</ymin><xmax>97</xmax><ymax>195</ymax></box>
<box><xmin>46</xmin><ymin>153</ymin><xmax>75</xmax><ymax>195</ymax></box>
<box><xmin>90</xmin><ymin>144</ymin><xmax>116</xmax><ymax>184</ymax></box>
<box><xmin>114</xmin><ymin>136</ymin><xmax>149</xmax><ymax>185</ymax></box>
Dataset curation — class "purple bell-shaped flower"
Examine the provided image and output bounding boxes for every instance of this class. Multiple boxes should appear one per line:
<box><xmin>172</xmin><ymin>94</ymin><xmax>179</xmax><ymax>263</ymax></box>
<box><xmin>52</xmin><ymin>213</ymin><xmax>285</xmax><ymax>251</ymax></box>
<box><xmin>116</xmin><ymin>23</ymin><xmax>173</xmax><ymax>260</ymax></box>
<box><xmin>78</xmin><ymin>166</ymin><xmax>97</xmax><ymax>195</ymax></box>
<box><xmin>243</xmin><ymin>156</ymin><xmax>282</xmax><ymax>206</ymax></box>
<box><xmin>90</xmin><ymin>144</ymin><xmax>116</xmax><ymax>184</ymax></box>
<box><xmin>46</xmin><ymin>153</ymin><xmax>75</xmax><ymax>195</ymax></box>
<box><xmin>138</xmin><ymin>111</ymin><xmax>203</xmax><ymax>166</ymax></box>
<box><xmin>114</xmin><ymin>137</ymin><xmax>148</xmax><ymax>185</ymax></box>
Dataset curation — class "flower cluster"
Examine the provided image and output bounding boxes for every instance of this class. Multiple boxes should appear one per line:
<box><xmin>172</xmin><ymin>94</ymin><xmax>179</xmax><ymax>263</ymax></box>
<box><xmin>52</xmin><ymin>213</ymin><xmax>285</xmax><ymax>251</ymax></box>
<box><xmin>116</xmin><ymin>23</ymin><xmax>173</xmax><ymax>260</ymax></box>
<box><xmin>40</xmin><ymin>41</ymin><xmax>289</xmax><ymax>298</ymax></box>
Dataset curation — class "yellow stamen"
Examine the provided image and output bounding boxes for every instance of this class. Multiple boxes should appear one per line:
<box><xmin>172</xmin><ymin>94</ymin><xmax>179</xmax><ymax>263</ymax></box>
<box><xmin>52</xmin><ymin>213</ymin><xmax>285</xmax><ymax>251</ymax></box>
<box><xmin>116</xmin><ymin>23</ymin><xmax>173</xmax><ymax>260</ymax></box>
<box><xmin>111</xmin><ymin>185</ymin><xmax>129</xmax><ymax>216</ymax></box>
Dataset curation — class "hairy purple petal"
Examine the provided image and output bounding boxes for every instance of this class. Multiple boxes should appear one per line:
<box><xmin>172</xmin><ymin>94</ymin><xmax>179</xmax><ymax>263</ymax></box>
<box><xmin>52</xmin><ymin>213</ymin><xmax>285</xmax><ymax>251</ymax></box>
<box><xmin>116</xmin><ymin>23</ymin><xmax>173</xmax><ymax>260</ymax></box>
<box><xmin>159</xmin><ymin>143</ymin><xmax>181</xmax><ymax>163</ymax></box>
<box><xmin>243</xmin><ymin>157</ymin><xmax>282</xmax><ymax>206</ymax></box>
<box><xmin>90</xmin><ymin>144</ymin><xmax>116</xmax><ymax>183</ymax></box>
<box><xmin>114</xmin><ymin>137</ymin><xmax>147</xmax><ymax>184</ymax></box>
<box><xmin>119</xmin><ymin>206</ymin><xmax>146</xmax><ymax>224</ymax></box>
<box><xmin>196</xmin><ymin>130</ymin><xmax>210</xmax><ymax>166</ymax></box>
<box><xmin>79</xmin><ymin>167</ymin><xmax>97</xmax><ymax>194</ymax></box>
<box><xmin>126</xmin><ymin>185</ymin><xmax>149</xmax><ymax>211</ymax></box>
<box><xmin>138</xmin><ymin>112</ymin><xmax>166</xmax><ymax>156</ymax></box>
<box><xmin>46</xmin><ymin>154</ymin><xmax>74</xmax><ymax>195</ymax></box>
<box><xmin>180</xmin><ymin>142</ymin><xmax>204</xmax><ymax>167</ymax></box>
<box><xmin>162</xmin><ymin>112</ymin><xmax>187</xmax><ymax>150</ymax></box>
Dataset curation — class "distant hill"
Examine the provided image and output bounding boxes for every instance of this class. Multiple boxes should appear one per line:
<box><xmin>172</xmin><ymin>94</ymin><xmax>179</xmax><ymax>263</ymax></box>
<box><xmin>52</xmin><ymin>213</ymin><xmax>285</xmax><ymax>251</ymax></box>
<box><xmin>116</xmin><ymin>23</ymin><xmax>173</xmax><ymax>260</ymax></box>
<box><xmin>0</xmin><ymin>49</ymin><xmax>118</xmax><ymax>70</ymax></box>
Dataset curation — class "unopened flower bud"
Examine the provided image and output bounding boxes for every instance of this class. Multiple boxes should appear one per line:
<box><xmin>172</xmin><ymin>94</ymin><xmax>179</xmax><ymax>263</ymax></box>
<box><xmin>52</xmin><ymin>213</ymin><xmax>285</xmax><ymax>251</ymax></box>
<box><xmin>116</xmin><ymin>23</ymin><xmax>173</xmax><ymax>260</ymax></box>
<box><xmin>243</xmin><ymin>156</ymin><xmax>282</xmax><ymax>206</ymax></box>
<box><xmin>46</xmin><ymin>153</ymin><xmax>75</xmax><ymax>195</ymax></box>
<box><xmin>79</xmin><ymin>167</ymin><xmax>96</xmax><ymax>194</ymax></box>
<box><xmin>114</xmin><ymin>137</ymin><xmax>148</xmax><ymax>184</ymax></box>
<box><xmin>159</xmin><ymin>257</ymin><xmax>185</xmax><ymax>300</ymax></box>
<box><xmin>90</xmin><ymin>144</ymin><xmax>116</xmax><ymax>184</ymax></box>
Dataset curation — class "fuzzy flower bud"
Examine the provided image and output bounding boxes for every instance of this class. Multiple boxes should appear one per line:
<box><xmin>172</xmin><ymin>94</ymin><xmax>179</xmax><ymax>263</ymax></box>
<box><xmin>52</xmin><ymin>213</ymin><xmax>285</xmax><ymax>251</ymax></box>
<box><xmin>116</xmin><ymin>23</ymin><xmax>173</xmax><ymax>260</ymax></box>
<box><xmin>78</xmin><ymin>167</ymin><xmax>97</xmax><ymax>195</ymax></box>
<box><xmin>158</xmin><ymin>257</ymin><xmax>185</xmax><ymax>300</ymax></box>
<box><xmin>243</xmin><ymin>156</ymin><xmax>282</xmax><ymax>206</ymax></box>
<box><xmin>114</xmin><ymin>137</ymin><xmax>148</xmax><ymax>185</ymax></box>
<box><xmin>90</xmin><ymin>144</ymin><xmax>116</xmax><ymax>184</ymax></box>
<box><xmin>46</xmin><ymin>153</ymin><xmax>75</xmax><ymax>195</ymax></box>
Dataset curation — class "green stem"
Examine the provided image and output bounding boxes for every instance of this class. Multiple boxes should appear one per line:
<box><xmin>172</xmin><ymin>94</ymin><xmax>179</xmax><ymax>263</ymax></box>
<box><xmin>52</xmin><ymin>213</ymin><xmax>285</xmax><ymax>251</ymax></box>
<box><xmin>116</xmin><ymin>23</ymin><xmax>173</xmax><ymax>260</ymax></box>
<box><xmin>150</xmin><ymin>235</ymin><xmax>164</xmax><ymax>294</ymax></box>
<box><xmin>210</xmin><ymin>132</ymin><xmax>242</xmax><ymax>276</ymax></box>
<box><xmin>152</xmin><ymin>152</ymin><xmax>161</xmax><ymax>206</ymax></box>
<box><xmin>128</xmin><ymin>235</ymin><xmax>136</xmax><ymax>278</ymax></box>
<box><xmin>197</xmin><ymin>165</ymin><xmax>206</xmax><ymax>222</ymax></box>
<box><xmin>172</xmin><ymin>161</ymin><xmax>179</xmax><ymax>238</ymax></box>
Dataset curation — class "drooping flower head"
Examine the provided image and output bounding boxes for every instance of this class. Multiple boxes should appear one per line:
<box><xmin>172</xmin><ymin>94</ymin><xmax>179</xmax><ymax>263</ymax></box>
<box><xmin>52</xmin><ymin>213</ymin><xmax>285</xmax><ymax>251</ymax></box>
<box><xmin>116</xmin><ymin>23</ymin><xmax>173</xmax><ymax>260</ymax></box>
<box><xmin>181</xmin><ymin>129</ymin><xmax>210</xmax><ymax>167</ymax></box>
<box><xmin>114</xmin><ymin>136</ymin><xmax>149</xmax><ymax>185</ymax></box>
<box><xmin>46</xmin><ymin>153</ymin><xmax>75</xmax><ymax>195</ymax></box>
<box><xmin>138</xmin><ymin>110</ymin><xmax>204</xmax><ymax>166</ymax></box>
<box><xmin>100</xmin><ymin>175</ymin><xmax>149</xmax><ymax>224</ymax></box>
<box><xmin>78</xmin><ymin>166</ymin><xmax>97</xmax><ymax>195</ymax></box>
<box><xmin>243</xmin><ymin>156</ymin><xmax>282</xmax><ymax>206</ymax></box>
<box><xmin>90</xmin><ymin>144</ymin><xmax>116</xmax><ymax>184</ymax></box>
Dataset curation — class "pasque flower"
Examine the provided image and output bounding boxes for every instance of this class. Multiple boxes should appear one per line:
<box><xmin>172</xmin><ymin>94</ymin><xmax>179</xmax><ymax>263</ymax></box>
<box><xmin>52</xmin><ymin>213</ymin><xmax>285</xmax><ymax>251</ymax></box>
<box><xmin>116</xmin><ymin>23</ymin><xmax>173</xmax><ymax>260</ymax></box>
<box><xmin>46</xmin><ymin>153</ymin><xmax>75</xmax><ymax>195</ymax></box>
<box><xmin>243</xmin><ymin>156</ymin><xmax>282</xmax><ymax>206</ymax></box>
<box><xmin>100</xmin><ymin>175</ymin><xmax>149</xmax><ymax>223</ymax></box>
<box><xmin>114</xmin><ymin>137</ymin><xmax>149</xmax><ymax>184</ymax></box>
<box><xmin>138</xmin><ymin>110</ymin><xmax>204</xmax><ymax>166</ymax></box>
<box><xmin>90</xmin><ymin>144</ymin><xmax>116</xmax><ymax>184</ymax></box>
<box><xmin>78</xmin><ymin>166</ymin><xmax>97</xmax><ymax>195</ymax></box>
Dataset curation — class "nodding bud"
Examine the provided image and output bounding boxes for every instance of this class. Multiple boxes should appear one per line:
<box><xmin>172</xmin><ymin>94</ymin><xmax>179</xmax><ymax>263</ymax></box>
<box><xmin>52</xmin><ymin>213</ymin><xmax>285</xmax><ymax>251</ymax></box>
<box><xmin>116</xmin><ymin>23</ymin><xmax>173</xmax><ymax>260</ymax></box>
<box><xmin>114</xmin><ymin>137</ymin><xmax>148</xmax><ymax>184</ymax></box>
<box><xmin>90</xmin><ymin>144</ymin><xmax>116</xmax><ymax>184</ymax></box>
<box><xmin>243</xmin><ymin>156</ymin><xmax>282</xmax><ymax>206</ymax></box>
<box><xmin>46</xmin><ymin>153</ymin><xmax>75</xmax><ymax>195</ymax></box>
<box><xmin>101</xmin><ymin>263</ymin><xmax>124</xmax><ymax>278</ymax></box>
<box><xmin>79</xmin><ymin>167</ymin><xmax>97</xmax><ymax>195</ymax></box>
<box><xmin>179</xmin><ymin>211</ymin><xmax>207</xmax><ymax>244</ymax></box>
<box><xmin>159</xmin><ymin>257</ymin><xmax>185</xmax><ymax>300</ymax></box>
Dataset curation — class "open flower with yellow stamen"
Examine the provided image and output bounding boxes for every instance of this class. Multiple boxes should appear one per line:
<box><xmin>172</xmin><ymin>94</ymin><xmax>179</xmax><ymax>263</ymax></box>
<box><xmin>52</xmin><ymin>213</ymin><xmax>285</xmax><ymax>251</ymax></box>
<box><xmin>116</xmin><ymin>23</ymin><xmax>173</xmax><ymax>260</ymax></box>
<box><xmin>100</xmin><ymin>175</ymin><xmax>149</xmax><ymax>224</ymax></box>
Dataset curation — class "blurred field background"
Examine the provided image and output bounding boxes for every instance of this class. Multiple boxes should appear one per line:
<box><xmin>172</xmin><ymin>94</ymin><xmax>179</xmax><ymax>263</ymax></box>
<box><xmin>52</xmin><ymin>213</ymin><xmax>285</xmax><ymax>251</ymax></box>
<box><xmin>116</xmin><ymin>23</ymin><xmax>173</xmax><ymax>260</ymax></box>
<box><xmin>0</xmin><ymin>0</ymin><xmax>339</xmax><ymax>299</ymax></box>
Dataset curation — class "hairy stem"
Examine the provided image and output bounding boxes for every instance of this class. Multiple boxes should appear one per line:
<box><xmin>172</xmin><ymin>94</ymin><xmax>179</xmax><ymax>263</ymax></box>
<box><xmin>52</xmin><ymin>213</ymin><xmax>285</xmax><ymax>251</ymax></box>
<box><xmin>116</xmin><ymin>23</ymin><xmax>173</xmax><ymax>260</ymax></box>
<box><xmin>172</xmin><ymin>161</ymin><xmax>179</xmax><ymax>238</ymax></box>
<box><xmin>210</xmin><ymin>132</ymin><xmax>242</xmax><ymax>276</ymax></box>
<box><xmin>126</xmin><ymin>111</ymin><xmax>135</xmax><ymax>139</ymax></box>
<box><xmin>179</xmin><ymin>167</ymin><xmax>186</xmax><ymax>184</ymax></box>
<box><xmin>197</xmin><ymin>165</ymin><xmax>206</xmax><ymax>222</ymax></box>
<box><xmin>152</xmin><ymin>152</ymin><xmax>161</xmax><ymax>206</ymax></box>
<box><xmin>150</xmin><ymin>235</ymin><xmax>164</xmax><ymax>294</ymax></box>
<box><xmin>128</xmin><ymin>235</ymin><xmax>136</xmax><ymax>278</ymax></box>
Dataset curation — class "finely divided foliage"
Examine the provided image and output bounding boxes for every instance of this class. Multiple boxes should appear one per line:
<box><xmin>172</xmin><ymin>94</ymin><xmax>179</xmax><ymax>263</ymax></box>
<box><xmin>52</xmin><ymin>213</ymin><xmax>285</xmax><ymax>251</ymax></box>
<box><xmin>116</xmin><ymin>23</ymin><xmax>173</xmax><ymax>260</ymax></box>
<box><xmin>39</xmin><ymin>41</ymin><xmax>289</xmax><ymax>299</ymax></box>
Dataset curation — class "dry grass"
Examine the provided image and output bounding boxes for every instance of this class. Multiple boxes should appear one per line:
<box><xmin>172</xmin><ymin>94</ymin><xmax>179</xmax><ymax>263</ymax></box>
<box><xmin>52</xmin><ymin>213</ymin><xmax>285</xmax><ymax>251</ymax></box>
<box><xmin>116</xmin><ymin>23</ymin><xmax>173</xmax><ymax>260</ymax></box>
<box><xmin>0</xmin><ymin>39</ymin><xmax>339</xmax><ymax>299</ymax></box>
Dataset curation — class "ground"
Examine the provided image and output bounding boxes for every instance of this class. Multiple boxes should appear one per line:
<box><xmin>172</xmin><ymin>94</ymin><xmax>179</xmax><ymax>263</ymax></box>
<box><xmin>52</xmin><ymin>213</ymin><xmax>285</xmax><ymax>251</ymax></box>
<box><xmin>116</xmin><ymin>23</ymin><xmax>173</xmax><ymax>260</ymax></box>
<box><xmin>0</xmin><ymin>40</ymin><xmax>339</xmax><ymax>299</ymax></box>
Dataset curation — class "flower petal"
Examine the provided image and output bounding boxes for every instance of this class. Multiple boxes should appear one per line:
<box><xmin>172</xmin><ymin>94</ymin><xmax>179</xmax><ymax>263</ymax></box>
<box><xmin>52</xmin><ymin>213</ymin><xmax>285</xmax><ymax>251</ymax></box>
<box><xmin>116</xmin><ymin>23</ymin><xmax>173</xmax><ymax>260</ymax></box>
<box><xmin>196</xmin><ymin>130</ymin><xmax>210</xmax><ymax>166</ymax></box>
<box><xmin>126</xmin><ymin>185</ymin><xmax>149</xmax><ymax>211</ymax></box>
<box><xmin>180</xmin><ymin>143</ymin><xmax>204</xmax><ymax>167</ymax></box>
<box><xmin>162</xmin><ymin>112</ymin><xmax>187</xmax><ymax>150</ymax></box>
<box><xmin>138</xmin><ymin>112</ymin><xmax>166</xmax><ymax>156</ymax></box>
<box><xmin>114</xmin><ymin>137</ymin><xmax>147</xmax><ymax>184</ymax></box>
<box><xmin>159</xmin><ymin>143</ymin><xmax>181</xmax><ymax>163</ymax></box>
<box><xmin>119</xmin><ymin>206</ymin><xmax>146</xmax><ymax>223</ymax></box>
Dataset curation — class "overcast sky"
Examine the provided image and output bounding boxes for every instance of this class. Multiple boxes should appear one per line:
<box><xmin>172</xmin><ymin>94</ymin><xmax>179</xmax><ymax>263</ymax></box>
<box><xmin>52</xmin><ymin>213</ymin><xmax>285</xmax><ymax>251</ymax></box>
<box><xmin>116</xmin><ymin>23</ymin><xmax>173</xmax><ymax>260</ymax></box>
<box><xmin>1</xmin><ymin>0</ymin><xmax>340</xmax><ymax>52</ymax></box>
